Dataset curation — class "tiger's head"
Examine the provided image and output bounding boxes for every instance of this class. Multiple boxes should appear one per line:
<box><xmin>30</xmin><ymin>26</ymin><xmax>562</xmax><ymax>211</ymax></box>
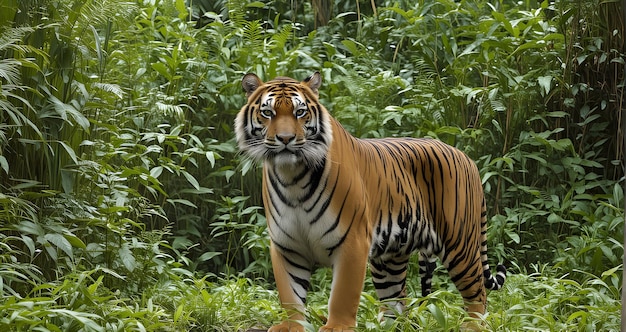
<box><xmin>235</xmin><ymin>72</ymin><xmax>332</xmax><ymax>168</ymax></box>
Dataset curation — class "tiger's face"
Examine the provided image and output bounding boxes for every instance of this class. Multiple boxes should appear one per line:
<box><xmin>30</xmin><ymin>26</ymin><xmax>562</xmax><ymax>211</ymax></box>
<box><xmin>235</xmin><ymin>72</ymin><xmax>332</xmax><ymax>168</ymax></box>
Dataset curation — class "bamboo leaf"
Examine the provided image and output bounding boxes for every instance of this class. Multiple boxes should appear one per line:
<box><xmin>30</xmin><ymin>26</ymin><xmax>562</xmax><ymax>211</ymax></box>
<box><xmin>44</xmin><ymin>233</ymin><xmax>73</xmax><ymax>258</ymax></box>
<box><xmin>21</xmin><ymin>235</ymin><xmax>36</xmax><ymax>258</ymax></box>
<box><xmin>58</xmin><ymin>141</ymin><xmax>79</xmax><ymax>164</ymax></box>
<box><xmin>49</xmin><ymin>96</ymin><xmax>90</xmax><ymax>130</ymax></box>
<box><xmin>150</xmin><ymin>166</ymin><xmax>163</xmax><ymax>178</ymax></box>
<box><xmin>181</xmin><ymin>170</ymin><xmax>200</xmax><ymax>190</ymax></box>
<box><xmin>206</xmin><ymin>151</ymin><xmax>216</xmax><ymax>168</ymax></box>
<box><xmin>166</xmin><ymin>198</ymin><xmax>197</xmax><ymax>208</ymax></box>
<box><xmin>0</xmin><ymin>155</ymin><xmax>8</xmax><ymax>174</ymax></box>
<box><xmin>601</xmin><ymin>265</ymin><xmax>621</xmax><ymax>277</ymax></box>
<box><xmin>198</xmin><ymin>251</ymin><xmax>222</xmax><ymax>262</ymax></box>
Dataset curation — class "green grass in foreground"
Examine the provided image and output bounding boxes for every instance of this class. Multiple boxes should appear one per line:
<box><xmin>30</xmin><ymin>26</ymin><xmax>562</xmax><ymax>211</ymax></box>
<box><xmin>4</xmin><ymin>265</ymin><xmax>618</xmax><ymax>331</ymax></box>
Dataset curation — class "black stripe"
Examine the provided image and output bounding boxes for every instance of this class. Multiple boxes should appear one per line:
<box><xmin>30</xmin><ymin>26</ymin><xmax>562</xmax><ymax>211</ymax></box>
<box><xmin>326</xmin><ymin>209</ymin><xmax>359</xmax><ymax>256</ymax></box>
<box><xmin>284</xmin><ymin>255</ymin><xmax>310</xmax><ymax>272</ymax></box>
<box><xmin>301</xmin><ymin>162</ymin><xmax>326</xmax><ymax>203</ymax></box>
<box><xmin>267</xmin><ymin>170</ymin><xmax>296</xmax><ymax>208</ymax></box>
<box><xmin>323</xmin><ymin>183</ymin><xmax>351</xmax><ymax>235</ymax></box>
<box><xmin>289</xmin><ymin>273</ymin><xmax>310</xmax><ymax>291</ymax></box>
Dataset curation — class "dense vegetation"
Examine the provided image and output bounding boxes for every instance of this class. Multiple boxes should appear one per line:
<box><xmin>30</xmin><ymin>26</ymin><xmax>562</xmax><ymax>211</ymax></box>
<box><xmin>0</xmin><ymin>0</ymin><xmax>623</xmax><ymax>330</ymax></box>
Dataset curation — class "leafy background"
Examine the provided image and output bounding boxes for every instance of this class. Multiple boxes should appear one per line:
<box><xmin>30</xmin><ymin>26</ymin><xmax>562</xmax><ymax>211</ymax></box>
<box><xmin>0</xmin><ymin>0</ymin><xmax>623</xmax><ymax>330</ymax></box>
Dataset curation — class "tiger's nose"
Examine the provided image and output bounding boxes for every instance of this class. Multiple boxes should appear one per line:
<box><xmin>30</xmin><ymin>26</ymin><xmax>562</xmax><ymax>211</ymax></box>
<box><xmin>276</xmin><ymin>133</ymin><xmax>295</xmax><ymax>145</ymax></box>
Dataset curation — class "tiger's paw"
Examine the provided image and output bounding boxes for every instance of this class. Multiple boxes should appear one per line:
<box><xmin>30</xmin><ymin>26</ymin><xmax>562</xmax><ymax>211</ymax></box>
<box><xmin>318</xmin><ymin>324</ymin><xmax>355</xmax><ymax>332</ymax></box>
<box><xmin>268</xmin><ymin>321</ymin><xmax>305</xmax><ymax>332</ymax></box>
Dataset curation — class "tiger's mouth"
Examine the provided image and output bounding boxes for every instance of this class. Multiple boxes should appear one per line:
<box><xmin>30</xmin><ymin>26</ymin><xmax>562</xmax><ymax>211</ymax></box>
<box><xmin>266</xmin><ymin>148</ymin><xmax>303</xmax><ymax>166</ymax></box>
<box><xmin>268</xmin><ymin>144</ymin><xmax>303</xmax><ymax>157</ymax></box>
<box><xmin>245</xmin><ymin>135</ymin><xmax>327</xmax><ymax>168</ymax></box>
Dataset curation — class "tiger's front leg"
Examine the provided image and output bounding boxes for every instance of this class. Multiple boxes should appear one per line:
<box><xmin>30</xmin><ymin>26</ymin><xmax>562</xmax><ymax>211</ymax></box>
<box><xmin>269</xmin><ymin>243</ymin><xmax>310</xmax><ymax>332</ymax></box>
<box><xmin>320</xmin><ymin>236</ymin><xmax>369</xmax><ymax>332</ymax></box>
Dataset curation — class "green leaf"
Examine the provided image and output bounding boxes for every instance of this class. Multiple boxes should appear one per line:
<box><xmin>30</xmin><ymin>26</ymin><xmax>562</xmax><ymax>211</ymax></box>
<box><xmin>16</xmin><ymin>221</ymin><xmax>44</xmax><ymax>236</ymax></box>
<box><xmin>567</xmin><ymin>310</ymin><xmax>588</xmax><ymax>323</ymax></box>
<box><xmin>44</xmin><ymin>233</ymin><xmax>73</xmax><ymax>258</ymax></box>
<box><xmin>58</xmin><ymin>141</ymin><xmax>78</xmax><ymax>164</ymax></box>
<box><xmin>509</xmin><ymin>40</ymin><xmax>541</xmax><ymax>57</ymax></box>
<box><xmin>88</xmin><ymin>275</ymin><xmax>104</xmax><ymax>295</ymax></box>
<box><xmin>174</xmin><ymin>303</ymin><xmax>185</xmax><ymax>322</ymax></box>
<box><xmin>0</xmin><ymin>155</ymin><xmax>8</xmax><ymax>174</ymax></box>
<box><xmin>246</xmin><ymin>1</ymin><xmax>265</xmax><ymax>8</ymax></box>
<box><xmin>63</xmin><ymin>232</ymin><xmax>86</xmax><ymax>249</ymax></box>
<box><xmin>182</xmin><ymin>170</ymin><xmax>200</xmax><ymax>190</ymax></box>
<box><xmin>601</xmin><ymin>265</ymin><xmax>621</xmax><ymax>277</ymax></box>
<box><xmin>61</xmin><ymin>169</ymin><xmax>74</xmax><ymax>194</ymax></box>
<box><xmin>537</xmin><ymin>76</ymin><xmax>552</xmax><ymax>96</ymax></box>
<box><xmin>341</xmin><ymin>39</ymin><xmax>362</xmax><ymax>56</ymax></box>
<box><xmin>10</xmin><ymin>178</ymin><xmax>41</xmax><ymax>190</ymax></box>
<box><xmin>546</xmin><ymin>111</ymin><xmax>568</xmax><ymax>118</ymax></box>
<box><xmin>51</xmin><ymin>97</ymin><xmax>90</xmax><ymax>130</ymax></box>
<box><xmin>151</xmin><ymin>62</ymin><xmax>171</xmax><ymax>80</ymax></box>
<box><xmin>166</xmin><ymin>198</ymin><xmax>197</xmax><ymax>208</ymax></box>
<box><xmin>547</xmin><ymin>213</ymin><xmax>561</xmax><ymax>224</ymax></box>
<box><xmin>99</xmin><ymin>205</ymin><xmax>130</xmax><ymax>214</ymax></box>
<box><xmin>427</xmin><ymin>303</ymin><xmax>447</xmax><ymax>327</ymax></box>
<box><xmin>21</xmin><ymin>235</ymin><xmax>36</xmax><ymax>257</ymax></box>
<box><xmin>505</xmin><ymin>229</ymin><xmax>520</xmax><ymax>244</ymax></box>
<box><xmin>198</xmin><ymin>251</ymin><xmax>222</xmax><ymax>262</ymax></box>
<box><xmin>492</xmin><ymin>11</ymin><xmax>517</xmax><ymax>37</ymax></box>
<box><xmin>206</xmin><ymin>151</ymin><xmax>215</xmax><ymax>168</ymax></box>
<box><xmin>175</xmin><ymin>0</ymin><xmax>187</xmax><ymax>19</ymax></box>
<box><xmin>91</xmin><ymin>25</ymin><xmax>103</xmax><ymax>64</ymax></box>
<box><xmin>118</xmin><ymin>245</ymin><xmax>136</xmax><ymax>272</ymax></box>
<box><xmin>150</xmin><ymin>166</ymin><xmax>163</xmax><ymax>178</ymax></box>
<box><xmin>47</xmin><ymin>309</ymin><xmax>101</xmax><ymax>329</ymax></box>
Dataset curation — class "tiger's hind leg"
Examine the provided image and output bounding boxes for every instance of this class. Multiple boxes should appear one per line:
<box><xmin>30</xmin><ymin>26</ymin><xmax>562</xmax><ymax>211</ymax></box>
<box><xmin>443</xmin><ymin>251</ymin><xmax>487</xmax><ymax>317</ymax></box>
<box><xmin>418</xmin><ymin>251</ymin><xmax>437</xmax><ymax>297</ymax></box>
<box><xmin>369</xmin><ymin>256</ymin><xmax>409</xmax><ymax>316</ymax></box>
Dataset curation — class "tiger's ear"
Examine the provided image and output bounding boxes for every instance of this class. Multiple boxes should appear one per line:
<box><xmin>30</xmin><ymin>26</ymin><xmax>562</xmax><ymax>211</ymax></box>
<box><xmin>303</xmin><ymin>72</ymin><xmax>322</xmax><ymax>95</ymax></box>
<box><xmin>242</xmin><ymin>73</ymin><xmax>263</xmax><ymax>98</ymax></box>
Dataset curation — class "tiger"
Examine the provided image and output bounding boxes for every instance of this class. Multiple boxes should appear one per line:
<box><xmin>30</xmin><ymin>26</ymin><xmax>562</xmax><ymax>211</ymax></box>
<box><xmin>234</xmin><ymin>72</ymin><xmax>506</xmax><ymax>332</ymax></box>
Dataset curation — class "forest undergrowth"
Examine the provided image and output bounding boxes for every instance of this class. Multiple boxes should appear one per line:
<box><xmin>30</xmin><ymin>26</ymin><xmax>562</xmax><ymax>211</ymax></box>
<box><xmin>0</xmin><ymin>0</ymin><xmax>623</xmax><ymax>330</ymax></box>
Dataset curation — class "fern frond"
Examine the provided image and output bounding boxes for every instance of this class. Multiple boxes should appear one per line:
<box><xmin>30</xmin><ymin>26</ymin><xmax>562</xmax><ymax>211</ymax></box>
<box><xmin>227</xmin><ymin>0</ymin><xmax>247</xmax><ymax>27</ymax></box>
<box><xmin>0</xmin><ymin>26</ymin><xmax>35</xmax><ymax>54</ymax></box>
<box><xmin>92</xmin><ymin>82</ymin><xmax>124</xmax><ymax>99</ymax></box>
<box><xmin>243</xmin><ymin>19</ymin><xmax>263</xmax><ymax>51</ymax></box>
<box><xmin>0</xmin><ymin>59</ymin><xmax>22</xmax><ymax>85</ymax></box>
<box><xmin>155</xmin><ymin>102</ymin><xmax>184</xmax><ymax>120</ymax></box>
<box><xmin>270</xmin><ymin>24</ymin><xmax>293</xmax><ymax>50</ymax></box>
<box><xmin>73</xmin><ymin>0</ymin><xmax>137</xmax><ymax>32</ymax></box>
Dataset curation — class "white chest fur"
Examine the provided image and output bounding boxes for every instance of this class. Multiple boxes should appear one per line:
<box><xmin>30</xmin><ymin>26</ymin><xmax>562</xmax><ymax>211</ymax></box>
<box><xmin>264</xmin><ymin>162</ymin><xmax>345</xmax><ymax>267</ymax></box>
<box><xmin>268</xmin><ymin>203</ymin><xmax>343</xmax><ymax>266</ymax></box>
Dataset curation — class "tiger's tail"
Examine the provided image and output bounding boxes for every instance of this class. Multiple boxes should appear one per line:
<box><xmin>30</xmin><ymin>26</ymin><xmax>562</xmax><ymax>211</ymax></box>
<box><xmin>480</xmin><ymin>200</ymin><xmax>507</xmax><ymax>290</ymax></box>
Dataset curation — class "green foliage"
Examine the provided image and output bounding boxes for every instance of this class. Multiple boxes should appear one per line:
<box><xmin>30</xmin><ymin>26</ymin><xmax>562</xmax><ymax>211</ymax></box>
<box><xmin>0</xmin><ymin>0</ymin><xmax>623</xmax><ymax>330</ymax></box>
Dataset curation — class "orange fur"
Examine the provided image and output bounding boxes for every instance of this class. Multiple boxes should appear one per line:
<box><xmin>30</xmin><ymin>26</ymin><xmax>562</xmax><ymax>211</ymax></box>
<box><xmin>235</xmin><ymin>73</ymin><xmax>506</xmax><ymax>331</ymax></box>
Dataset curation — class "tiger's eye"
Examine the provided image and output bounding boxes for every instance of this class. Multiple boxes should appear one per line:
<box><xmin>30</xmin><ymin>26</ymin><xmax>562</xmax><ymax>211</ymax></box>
<box><xmin>261</xmin><ymin>109</ymin><xmax>274</xmax><ymax>118</ymax></box>
<box><xmin>295</xmin><ymin>108</ymin><xmax>307</xmax><ymax>118</ymax></box>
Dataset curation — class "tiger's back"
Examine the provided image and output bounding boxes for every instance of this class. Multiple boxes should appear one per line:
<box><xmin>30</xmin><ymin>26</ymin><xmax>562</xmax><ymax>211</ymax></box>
<box><xmin>235</xmin><ymin>72</ymin><xmax>505</xmax><ymax>332</ymax></box>
<box><xmin>355</xmin><ymin>137</ymin><xmax>482</xmax><ymax>259</ymax></box>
